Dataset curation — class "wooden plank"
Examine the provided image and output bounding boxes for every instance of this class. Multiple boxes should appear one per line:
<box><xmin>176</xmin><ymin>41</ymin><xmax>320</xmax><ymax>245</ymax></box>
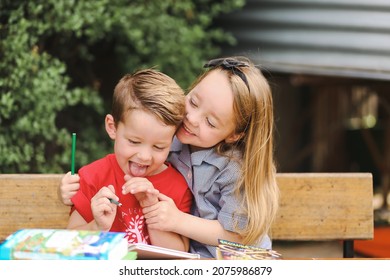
<box><xmin>0</xmin><ymin>174</ymin><xmax>70</xmax><ymax>241</ymax></box>
<box><xmin>271</xmin><ymin>173</ymin><xmax>374</xmax><ymax>240</ymax></box>
<box><xmin>0</xmin><ymin>173</ymin><xmax>374</xmax><ymax>244</ymax></box>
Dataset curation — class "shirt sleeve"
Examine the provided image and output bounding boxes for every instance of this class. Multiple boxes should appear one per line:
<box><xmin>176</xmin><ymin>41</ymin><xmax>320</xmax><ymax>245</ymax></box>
<box><xmin>216</xmin><ymin>162</ymin><xmax>248</xmax><ymax>232</ymax></box>
<box><xmin>216</xmin><ymin>161</ymin><xmax>273</xmax><ymax>249</ymax></box>
<box><xmin>71</xmin><ymin>187</ymin><xmax>94</xmax><ymax>222</ymax></box>
<box><xmin>70</xmin><ymin>168</ymin><xmax>96</xmax><ymax>222</ymax></box>
<box><xmin>176</xmin><ymin>188</ymin><xmax>193</xmax><ymax>214</ymax></box>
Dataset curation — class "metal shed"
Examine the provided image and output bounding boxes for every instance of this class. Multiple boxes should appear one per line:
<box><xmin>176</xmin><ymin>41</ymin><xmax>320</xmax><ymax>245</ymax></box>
<box><xmin>218</xmin><ymin>0</ymin><xmax>390</xmax><ymax>213</ymax></box>
<box><xmin>219</xmin><ymin>0</ymin><xmax>390</xmax><ymax>80</ymax></box>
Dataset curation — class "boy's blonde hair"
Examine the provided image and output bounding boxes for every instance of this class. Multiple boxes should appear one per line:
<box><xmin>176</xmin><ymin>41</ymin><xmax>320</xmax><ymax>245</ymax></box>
<box><xmin>112</xmin><ymin>68</ymin><xmax>185</xmax><ymax>128</ymax></box>
<box><xmin>193</xmin><ymin>57</ymin><xmax>279</xmax><ymax>245</ymax></box>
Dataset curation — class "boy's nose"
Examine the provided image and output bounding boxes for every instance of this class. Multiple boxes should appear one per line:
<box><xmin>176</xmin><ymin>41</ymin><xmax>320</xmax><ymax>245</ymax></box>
<box><xmin>137</xmin><ymin>148</ymin><xmax>152</xmax><ymax>162</ymax></box>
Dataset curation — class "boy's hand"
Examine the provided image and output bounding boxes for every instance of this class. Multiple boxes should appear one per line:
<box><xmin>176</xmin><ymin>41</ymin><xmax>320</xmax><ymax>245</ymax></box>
<box><xmin>58</xmin><ymin>171</ymin><xmax>80</xmax><ymax>206</ymax></box>
<box><xmin>91</xmin><ymin>185</ymin><xmax>118</xmax><ymax>231</ymax></box>
<box><xmin>122</xmin><ymin>175</ymin><xmax>159</xmax><ymax>208</ymax></box>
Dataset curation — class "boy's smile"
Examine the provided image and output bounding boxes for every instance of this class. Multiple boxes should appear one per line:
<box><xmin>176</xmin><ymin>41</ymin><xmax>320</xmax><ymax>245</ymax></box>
<box><xmin>128</xmin><ymin>161</ymin><xmax>148</xmax><ymax>177</ymax></box>
<box><xmin>106</xmin><ymin>109</ymin><xmax>176</xmax><ymax>177</ymax></box>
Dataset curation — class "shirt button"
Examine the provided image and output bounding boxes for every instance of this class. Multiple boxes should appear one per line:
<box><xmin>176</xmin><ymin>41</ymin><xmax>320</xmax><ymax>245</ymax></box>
<box><xmin>187</xmin><ymin>172</ymin><xmax>192</xmax><ymax>179</ymax></box>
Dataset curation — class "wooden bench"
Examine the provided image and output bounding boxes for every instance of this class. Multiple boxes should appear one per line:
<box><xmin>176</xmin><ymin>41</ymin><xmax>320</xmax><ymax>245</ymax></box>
<box><xmin>0</xmin><ymin>174</ymin><xmax>69</xmax><ymax>239</ymax></box>
<box><xmin>0</xmin><ymin>173</ymin><xmax>373</xmax><ymax>258</ymax></box>
<box><xmin>271</xmin><ymin>173</ymin><xmax>373</xmax><ymax>258</ymax></box>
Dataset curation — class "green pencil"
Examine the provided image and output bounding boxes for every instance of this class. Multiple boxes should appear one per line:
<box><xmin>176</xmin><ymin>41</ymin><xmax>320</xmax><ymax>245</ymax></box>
<box><xmin>109</xmin><ymin>198</ymin><xmax>122</xmax><ymax>207</ymax></box>
<box><xmin>71</xmin><ymin>133</ymin><xmax>76</xmax><ymax>175</ymax></box>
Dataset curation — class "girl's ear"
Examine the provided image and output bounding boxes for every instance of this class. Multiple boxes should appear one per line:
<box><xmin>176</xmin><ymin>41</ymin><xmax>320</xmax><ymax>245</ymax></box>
<box><xmin>105</xmin><ymin>114</ymin><xmax>117</xmax><ymax>140</ymax></box>
<box><xmin>225</xmin><ymin>132</ymin><xmax>244</xmax><ymax>144</ymax></box>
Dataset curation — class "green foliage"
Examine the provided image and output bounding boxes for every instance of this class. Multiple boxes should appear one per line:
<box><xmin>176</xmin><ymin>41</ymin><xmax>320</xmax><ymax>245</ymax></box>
<box><xmin>0</xmin><ymin>0</ymin><xmax>244</xmax><ymax>173</ymax></box>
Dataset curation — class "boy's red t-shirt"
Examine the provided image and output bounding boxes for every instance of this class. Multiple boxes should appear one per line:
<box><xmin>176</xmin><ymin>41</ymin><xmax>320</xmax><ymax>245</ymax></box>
<box><xmin>71</xmin><ymin>154</ymin><xmax>192</xmax><ymax>244</ymax></box>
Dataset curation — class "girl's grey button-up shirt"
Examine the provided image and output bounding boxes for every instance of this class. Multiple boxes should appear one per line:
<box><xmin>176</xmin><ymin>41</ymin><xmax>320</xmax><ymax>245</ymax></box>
<box><xmin>168</xmin><ymin>137</ymin><xmax>271</xmax><ymax>258</ymax></box>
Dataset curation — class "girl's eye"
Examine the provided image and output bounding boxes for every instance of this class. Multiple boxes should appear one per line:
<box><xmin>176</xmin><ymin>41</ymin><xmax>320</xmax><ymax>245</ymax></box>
<box><xmin>154</xmin><ymin>146</ymin><xmax>166</xmax><ymax>151</ymax></box>
<box><xmin>206</xmin><ymin>118</ymin><xmax>216</xmax><ymax>128</ymax></box>
<box><xmin>129</xmin><ymin>139</ymin><xmax>139</xmax><ymax>144</ymax></box>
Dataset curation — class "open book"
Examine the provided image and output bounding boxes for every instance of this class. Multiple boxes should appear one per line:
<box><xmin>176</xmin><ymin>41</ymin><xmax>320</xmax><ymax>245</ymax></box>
<box><xmin>128</xmin><ymin>243</ymin><xmax>200</xmax><ymax>259</ymax></box>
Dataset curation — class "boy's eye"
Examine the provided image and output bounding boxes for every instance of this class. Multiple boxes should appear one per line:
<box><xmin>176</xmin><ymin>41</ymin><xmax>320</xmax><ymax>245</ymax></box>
<box><xmin>129</xmin><ymin>139</ymin><xmax>139</xmax><ymax>144</ymax></box>
<box><xmin>189</xmin><ymin>98</ymin><xmax>197</xmax><ymax>107</ymax></box>
<box><xmin>154</xmin><ymin>146</ymin><xmax>166</xmax><ymax>151</ymax></box>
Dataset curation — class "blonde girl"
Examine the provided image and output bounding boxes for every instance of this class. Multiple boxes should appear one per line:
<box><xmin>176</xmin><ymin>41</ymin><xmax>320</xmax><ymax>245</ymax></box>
<box><xmin>141</xmin><ymin>56</ymin><xmax>280</xmax><ymax>258</ymax></box>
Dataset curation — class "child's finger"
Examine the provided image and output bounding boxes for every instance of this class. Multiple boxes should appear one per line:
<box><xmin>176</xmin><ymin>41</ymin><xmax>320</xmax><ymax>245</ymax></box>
<box><xmin>157</xmin><ymin>193</ymin><xmax>172</xmax><ymax>202</ymax></box>
<box><xmin>98</xmin><ymin>185</ymin><xmax>119</xmax><ymax>202</ymax></box>
<box><xmin>122</xmin><ymin>179</ymin><xmax>154</xmax><ymax>194</ymax></box>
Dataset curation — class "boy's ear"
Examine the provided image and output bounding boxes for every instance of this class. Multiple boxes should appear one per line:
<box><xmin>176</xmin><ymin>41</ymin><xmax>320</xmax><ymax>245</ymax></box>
<box><xmin>105</xmin><ymin>114</ymin><xmax>117</xmax><ymax>140</ymax></box>
<box><xmin>225</xmin><ymin>132</ymin><xmax>244</xmax><ymax>144</ymax></box>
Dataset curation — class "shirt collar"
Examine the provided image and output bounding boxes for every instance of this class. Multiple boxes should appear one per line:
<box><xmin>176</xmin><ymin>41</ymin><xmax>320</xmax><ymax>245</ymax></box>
<box><xmin>171</xmin><ymin>137</ymin><xmax>241</xmax><ymax>171</ymax></box>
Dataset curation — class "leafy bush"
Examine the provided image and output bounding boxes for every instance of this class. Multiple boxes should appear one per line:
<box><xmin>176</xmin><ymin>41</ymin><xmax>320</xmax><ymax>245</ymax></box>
<box><xmin>0</xmin><ymin>0</ymin><xmax>244</xmax><ymax>173</ymax></box>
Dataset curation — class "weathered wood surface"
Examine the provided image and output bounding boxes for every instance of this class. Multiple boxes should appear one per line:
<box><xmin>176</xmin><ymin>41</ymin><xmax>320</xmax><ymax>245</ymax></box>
<box><xmin>271</xmin><ymin>173</ymin><xmax>373</xmax><ymax>241</ymax></box>
<box><xmin>0</xmin><ymin>173</ymin><xmax>373</xmax><ymax>243</ymax></box>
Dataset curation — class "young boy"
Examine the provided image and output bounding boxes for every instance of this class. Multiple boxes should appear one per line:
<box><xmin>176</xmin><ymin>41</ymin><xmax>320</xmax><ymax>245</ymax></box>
<box><xmin>66</xmin><ymin>69</ymin><xmax>192</xmax><ymax>252</ymax></box>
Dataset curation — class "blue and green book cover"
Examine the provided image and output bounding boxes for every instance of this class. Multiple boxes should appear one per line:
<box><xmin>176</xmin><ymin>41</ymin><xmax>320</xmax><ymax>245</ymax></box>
<box><xmin>0</xmin><ymin>228</ymin><xmax>136</xmax><ymax>260</ymax></box>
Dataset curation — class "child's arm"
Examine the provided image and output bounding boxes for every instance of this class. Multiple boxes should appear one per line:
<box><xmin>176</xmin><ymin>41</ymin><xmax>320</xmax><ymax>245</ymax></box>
<box><xmin>58</xmin><ymin>171</ymin><xmax>80</xmax><ymax>206</ymax></box>
<box><xmin>67</xmin><ymin>185</ymin><xmax>118</xmax><ymax>232</ymax></box>
<box><xmin>143</xmin><ymin>194</ymin><xmax>243</xmax><ymax>246</ymax></box>
<box><xmin>67</xmin><ymin>210</ymin><xmax>100</xmax><ymax>230</ymax></box>
<box><xmin>148</xmin><ymin>229</ymin><xmax>190</xmax><ymax>252</ymax></box>
<box><xmin>122</xmin><ymin>176</ymin><xmax>190</xmax><ymax>252</ymax></box>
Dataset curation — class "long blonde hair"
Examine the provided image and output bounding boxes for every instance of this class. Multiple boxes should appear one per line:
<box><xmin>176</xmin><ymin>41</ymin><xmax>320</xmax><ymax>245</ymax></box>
<box><xmin>196</xmin><ymin>56</ymin><xmax>279</xmax><ymax>245</ymax></box>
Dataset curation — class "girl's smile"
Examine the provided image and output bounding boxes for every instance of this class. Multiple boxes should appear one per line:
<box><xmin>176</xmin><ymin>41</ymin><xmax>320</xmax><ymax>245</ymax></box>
<box><xmin>176</xmin><ymin>70</ymin><xmax>239</xmax><ymax>149</ymax></box>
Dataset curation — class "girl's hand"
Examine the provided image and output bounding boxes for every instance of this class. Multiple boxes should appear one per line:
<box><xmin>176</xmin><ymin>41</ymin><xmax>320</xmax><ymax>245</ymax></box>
<box><xmin>122</xmin><ymin>175</ymin><xmax>159</xmax><ymax>208</ymax></box>
<box><xmin>142</xmin><ymin>193</ymin><xmax>181</xmax><ymax>232</ymax></box>
<box><xmin>58</xmin><ymin>171</ymin><xmax>80</xmax><ymax>206</ymax></box>
<box><xmin>91</xmin><ymin>185</ymin><xmax>118</xmax><ymax>231</ymax></box>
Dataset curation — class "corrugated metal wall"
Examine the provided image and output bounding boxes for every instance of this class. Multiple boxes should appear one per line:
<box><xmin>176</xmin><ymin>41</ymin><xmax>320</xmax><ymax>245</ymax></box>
<box><xmin>219</xmin><ymin>0</ymin><xmax>390</xmax><ymax>80</ymax></box>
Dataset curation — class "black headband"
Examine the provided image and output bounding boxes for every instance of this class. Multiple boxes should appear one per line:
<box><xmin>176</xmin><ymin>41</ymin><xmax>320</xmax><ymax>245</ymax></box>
<box><xmin>203</xmin><ymin>58</ymin><xmax>250</xmax><ymax>92</ymax></box>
